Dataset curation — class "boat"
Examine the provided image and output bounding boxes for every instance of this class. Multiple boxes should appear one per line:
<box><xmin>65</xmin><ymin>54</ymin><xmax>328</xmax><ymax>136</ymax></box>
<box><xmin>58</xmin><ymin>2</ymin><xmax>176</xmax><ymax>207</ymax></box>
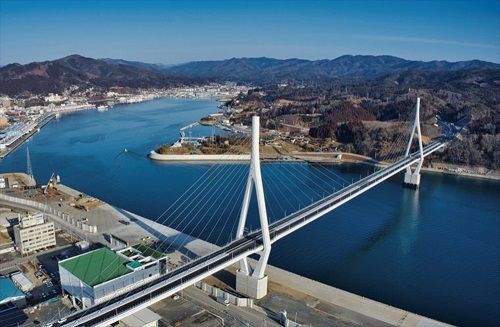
<box><xmin>97</xmin><ymin>105</ymin><xmax>108</xmax><ymax>111</ymax></box>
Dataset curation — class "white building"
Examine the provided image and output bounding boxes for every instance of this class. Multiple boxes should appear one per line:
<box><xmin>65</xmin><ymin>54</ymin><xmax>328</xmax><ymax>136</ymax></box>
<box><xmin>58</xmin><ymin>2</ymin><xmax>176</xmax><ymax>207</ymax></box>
<box><xmin>59</xmin><ymin>245</ymin><xmax>169</xmax><ymax>309</ymax></box>
<box><xmin>44</xmin><ymin>93</ymin><xmax>65</xmax><ymax>103</ymax></box>
<box><xmin>120</xmin><ymin>308</ymin><xmax>161</xmax><ymax>327</ymax></box>
<box><xmin>10</xmin><ymin>273</ymin><xmax>34</xmax><ymax>292</ymax></box>
<box><xmin>13</xmin><ymin>213</ymin><xmax>56</xmax><ymax>255</ymax></box>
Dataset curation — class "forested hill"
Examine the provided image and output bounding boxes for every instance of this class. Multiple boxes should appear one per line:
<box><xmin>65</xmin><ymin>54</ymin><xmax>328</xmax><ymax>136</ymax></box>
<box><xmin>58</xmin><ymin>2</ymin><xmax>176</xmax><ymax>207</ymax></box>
<box><xmin>1</xmin><ymin>54</ymin><xmax>498</xmax><ymax>96</ymax></box>
<box><xmin>163</xmin><ymin>55</ymin><xmax>500</xmax><ymax>83</ymax></box>
<box><xmin>0</xmin><ymin>55</ymin><xmax>199</xmax><ymax>96</ymax></box>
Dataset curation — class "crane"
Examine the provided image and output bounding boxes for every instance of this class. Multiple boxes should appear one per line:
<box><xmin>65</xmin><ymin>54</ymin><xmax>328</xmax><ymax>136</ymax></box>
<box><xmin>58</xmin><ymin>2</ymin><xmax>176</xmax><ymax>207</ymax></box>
<box><xmin>43</xmin><ymin>173</ymin><xmax>55</xmax><ymax>195</ymax></box>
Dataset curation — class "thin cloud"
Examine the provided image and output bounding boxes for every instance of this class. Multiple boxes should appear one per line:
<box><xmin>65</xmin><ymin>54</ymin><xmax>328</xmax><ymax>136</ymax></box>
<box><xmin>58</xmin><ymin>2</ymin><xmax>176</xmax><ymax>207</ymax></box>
<box><xmin>357</xmin><ymin>34</ymin><xmax>498</xmax><ymax>49</ymax></box>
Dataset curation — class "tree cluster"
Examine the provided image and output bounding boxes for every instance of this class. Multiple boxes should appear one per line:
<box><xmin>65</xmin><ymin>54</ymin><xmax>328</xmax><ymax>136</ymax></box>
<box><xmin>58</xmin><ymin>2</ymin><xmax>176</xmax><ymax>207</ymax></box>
<box><xmin>235</xmin><ymin>75</ymin><xmax>500</xmax><ymax>168</ymax></box>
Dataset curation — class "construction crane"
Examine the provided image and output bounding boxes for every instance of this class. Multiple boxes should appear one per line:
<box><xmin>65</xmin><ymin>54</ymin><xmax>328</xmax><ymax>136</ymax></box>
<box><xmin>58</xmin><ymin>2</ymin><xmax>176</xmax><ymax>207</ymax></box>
<box><xmin>43</xmin><ymin>173</ymin><xmax>55</xmax><ymax>195</ymax></box>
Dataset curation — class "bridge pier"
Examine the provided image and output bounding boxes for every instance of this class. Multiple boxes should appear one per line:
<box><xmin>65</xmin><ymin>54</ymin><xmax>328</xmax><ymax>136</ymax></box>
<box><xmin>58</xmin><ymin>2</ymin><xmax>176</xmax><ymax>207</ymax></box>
<box><xmin>403</xmin><ymin>171</ymin><xmax>421</xmax><ymax>189</ymax></box>
<box><xmin>236</xmin><ymin>269</ymin><xmax>268</xmax><ymax>299</ymax></box>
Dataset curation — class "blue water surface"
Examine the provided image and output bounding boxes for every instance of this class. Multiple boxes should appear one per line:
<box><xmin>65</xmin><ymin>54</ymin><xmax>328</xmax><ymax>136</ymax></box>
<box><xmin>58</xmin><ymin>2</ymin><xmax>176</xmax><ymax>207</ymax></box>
<box><xmin>1</xmin><ymin>98</ymin><xmax>498</xmax><ymax>326</ymax></box>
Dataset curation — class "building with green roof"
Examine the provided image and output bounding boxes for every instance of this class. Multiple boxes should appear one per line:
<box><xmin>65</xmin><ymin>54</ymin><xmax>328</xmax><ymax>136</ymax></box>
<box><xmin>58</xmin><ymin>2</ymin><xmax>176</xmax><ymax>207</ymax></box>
<box><xmin>58</xmin><ymin>246</ymin><xmax>168</xmax><ymax>309</ymax></box>
<box><xmin>59</xmin><ymin>247</ymin><xmax>131</xmax><ymax>287</ymax></box>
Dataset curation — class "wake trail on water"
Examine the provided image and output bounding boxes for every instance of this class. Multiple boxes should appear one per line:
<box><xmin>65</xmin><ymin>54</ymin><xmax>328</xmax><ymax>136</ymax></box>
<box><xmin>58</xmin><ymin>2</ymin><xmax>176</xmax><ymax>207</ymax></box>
<box><xmin>114</xmin><ymin>148</ymin><xmax>147</xmax><ymax>161</ymax></box>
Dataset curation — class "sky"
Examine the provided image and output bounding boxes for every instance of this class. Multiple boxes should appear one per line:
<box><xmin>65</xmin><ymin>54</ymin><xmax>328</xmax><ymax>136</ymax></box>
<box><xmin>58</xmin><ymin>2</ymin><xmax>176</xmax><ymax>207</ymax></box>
<box><xmin>0</xmin><ymin>0</ymin><xmax>499</xmax><ymax>66</ymax></box>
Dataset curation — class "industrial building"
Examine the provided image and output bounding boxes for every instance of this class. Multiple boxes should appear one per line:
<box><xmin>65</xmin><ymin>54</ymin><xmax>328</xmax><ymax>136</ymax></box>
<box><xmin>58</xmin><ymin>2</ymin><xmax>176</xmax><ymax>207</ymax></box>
<box><xmin>120</xmin><ymin>308</ymin><xmax>161</xmax><ymax>327</ymax></box>
<box><xmin>9</xmin><ymin>273</ymin><xmax>34</xmax><ymax>293</ymax></box>
<box><xmin>0</xmin><ymin>210</ymin><xmax>18</xmax><ymax>254</ymax></box>
<box><xmin>0</xmin><ymin>277</ymin><xmax>26</xmax><ymax>308</ymax></box>
<box><xmin>0</xmin><ymin>302</ymin><xmax>32</xmax><ymax>327</ymax></box>
<box><xmin>59</xmin><ymin>245</ymin><xmax>169</xmax><ymax>308</ymax></box>
<box><xmin>13</xmin><ymin>213</ymin><xmax>56</xmax><ymax>255</ymax></box>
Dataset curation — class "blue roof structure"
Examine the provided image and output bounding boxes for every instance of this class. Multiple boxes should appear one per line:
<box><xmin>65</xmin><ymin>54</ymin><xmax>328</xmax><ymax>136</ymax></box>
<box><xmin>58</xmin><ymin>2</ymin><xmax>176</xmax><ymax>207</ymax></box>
<box><xmin>0</xmin><ymin>278</ymin><xmax>24</xmax><ymax>302</ymax></box>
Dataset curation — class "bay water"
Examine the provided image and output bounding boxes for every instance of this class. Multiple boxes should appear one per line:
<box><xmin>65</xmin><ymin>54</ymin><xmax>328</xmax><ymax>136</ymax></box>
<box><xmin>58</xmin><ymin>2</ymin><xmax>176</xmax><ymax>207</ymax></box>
<box><xmin>1</xmin><ymin>98</ymin><xmax>498</xmax><ymax>326</ymax></box>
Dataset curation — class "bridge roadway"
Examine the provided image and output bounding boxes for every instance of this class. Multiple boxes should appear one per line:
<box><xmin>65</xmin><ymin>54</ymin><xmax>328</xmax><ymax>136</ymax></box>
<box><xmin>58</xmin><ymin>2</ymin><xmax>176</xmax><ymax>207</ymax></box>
<box><xmin>60</xmin><ymin>141</ymin><xmax>445</xmax><ymax>327</ymax></box>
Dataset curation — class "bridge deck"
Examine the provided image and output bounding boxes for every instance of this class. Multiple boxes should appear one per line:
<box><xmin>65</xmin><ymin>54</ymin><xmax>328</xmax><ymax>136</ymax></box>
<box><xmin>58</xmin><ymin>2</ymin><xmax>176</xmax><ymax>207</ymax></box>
<box><xmin>61</xmin><ymin>141</ymin><xmax>445</xmax><ymax>327</ymax></box>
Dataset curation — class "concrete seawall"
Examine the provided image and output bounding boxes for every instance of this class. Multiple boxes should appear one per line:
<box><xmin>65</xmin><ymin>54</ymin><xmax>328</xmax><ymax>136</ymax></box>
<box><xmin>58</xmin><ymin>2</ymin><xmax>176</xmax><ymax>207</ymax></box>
<box><xmin>148</xmin><ymin>150</ymin><xmax>250</xmax><ymax>161</ymax></box>
<box><xmin>262</xmin><ymin>263</ymin><xmax>453</xmax><ymax>327</ymax></box>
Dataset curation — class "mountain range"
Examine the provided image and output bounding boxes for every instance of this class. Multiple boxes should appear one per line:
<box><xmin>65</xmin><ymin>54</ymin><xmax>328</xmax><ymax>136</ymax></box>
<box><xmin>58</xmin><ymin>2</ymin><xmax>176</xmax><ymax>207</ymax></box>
<box><xmin>0</xmin><ymin>54</ymin><xmax>498</xmax><ymax>96</ymax></box>
<box><xmin>162</xmin><ymin>55</ymin><xmax>500</xmax><ymax>82</ymax></box>
<box><xmin>0</xmin><ymin>55</ymin><xmax>196</xmax><ymax>96</ymax></box>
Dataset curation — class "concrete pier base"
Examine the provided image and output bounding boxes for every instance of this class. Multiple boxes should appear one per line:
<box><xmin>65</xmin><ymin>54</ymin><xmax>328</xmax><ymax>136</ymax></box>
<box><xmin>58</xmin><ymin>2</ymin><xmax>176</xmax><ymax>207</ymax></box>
<box><xmin>403</xmin><ymin>171</ymin><xmax>421</xmax><ymax>189</ymax></box>
<box><xmin>236</xmin><ymin>269</ymin><xmax>268</xmax><ymax>299</ymax></box>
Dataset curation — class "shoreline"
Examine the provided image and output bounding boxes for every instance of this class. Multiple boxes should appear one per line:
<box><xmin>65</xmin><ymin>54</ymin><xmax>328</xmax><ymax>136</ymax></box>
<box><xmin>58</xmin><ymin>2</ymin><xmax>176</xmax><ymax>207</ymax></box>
<box><xmin>290</xmin><ymin>151</ymin><xmax>500</xmax><ymax>181</ymax></box>
<box><xmin>151</xmin><ymin>148</ymin><xmax>499</xmax><ymax>182</ymax></box>
<box><xmin>0</xmin><ymin>113</ymin><xmax>55</xmax><ymax>159</ymax></box>
<box><xmin>148</xmin><ymin>150</ymin><xmax>250</xmax><ymax>161</ymax></box>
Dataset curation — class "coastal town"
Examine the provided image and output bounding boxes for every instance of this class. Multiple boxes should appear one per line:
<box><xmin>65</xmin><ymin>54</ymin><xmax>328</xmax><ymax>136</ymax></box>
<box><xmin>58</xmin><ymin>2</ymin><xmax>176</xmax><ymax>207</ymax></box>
<box><xmin>0</xmin><ymin>83</ymin><xmax>249</xmax><ymax>159</ymax></box>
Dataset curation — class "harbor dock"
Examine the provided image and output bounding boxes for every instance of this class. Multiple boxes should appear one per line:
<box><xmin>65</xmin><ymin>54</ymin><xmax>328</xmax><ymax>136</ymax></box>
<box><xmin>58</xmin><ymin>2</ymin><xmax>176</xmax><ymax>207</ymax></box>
<box><xmin>0</xmin><ymin>113</ymin><xmax>55</xmax><ymax>159</ymax></box>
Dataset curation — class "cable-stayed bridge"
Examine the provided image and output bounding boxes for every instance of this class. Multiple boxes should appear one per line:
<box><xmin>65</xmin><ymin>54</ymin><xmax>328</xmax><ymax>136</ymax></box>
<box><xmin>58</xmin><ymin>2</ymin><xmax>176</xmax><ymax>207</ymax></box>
<box><xmin>58</xmin><ymin>97</ymin><xmax>447</xmax><ymax>327</ymax></box>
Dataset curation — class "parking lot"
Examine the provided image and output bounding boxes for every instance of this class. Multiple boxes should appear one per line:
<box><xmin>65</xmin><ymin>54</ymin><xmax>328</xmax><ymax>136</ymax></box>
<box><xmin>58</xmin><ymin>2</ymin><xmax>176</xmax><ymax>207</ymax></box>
<box><xmin>19</xmin><ymin>245</ymin><xmax>82</xmax><ymax>324</ymax></box>
<box><xmin>0</xmin><ymin>232</ymin><xmax>84</xmax><ymax>325</ymax></box>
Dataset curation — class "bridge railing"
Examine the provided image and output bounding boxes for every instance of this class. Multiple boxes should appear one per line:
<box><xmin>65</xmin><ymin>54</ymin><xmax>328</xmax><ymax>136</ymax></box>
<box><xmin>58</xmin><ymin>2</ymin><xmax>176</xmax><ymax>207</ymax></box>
<box><xmin>268</xmin><ymin>141</ymin><xmax>445</xmax><ymax>242</ymax></box>
<box><xmin>62</xmin><ymin>234</ymin><xmax>264</xmax><ymax>326</ymax></box>
<box><xmin>60</xmin><ymin>140</ymin><xmax>446</xmax><ymax>327</ymax></box>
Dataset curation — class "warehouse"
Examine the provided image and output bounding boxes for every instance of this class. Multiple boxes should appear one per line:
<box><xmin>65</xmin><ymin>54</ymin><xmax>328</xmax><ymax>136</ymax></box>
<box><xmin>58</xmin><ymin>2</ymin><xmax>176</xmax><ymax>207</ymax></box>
<box><xmin>0</xmin><ymin>277</ymin><xmax>26</xmax><ymax>308</ymax></box>
<box><xmin>10</xmin><ymin>272</ymin><xmax>33</xmax><ymax>293</ymax></box>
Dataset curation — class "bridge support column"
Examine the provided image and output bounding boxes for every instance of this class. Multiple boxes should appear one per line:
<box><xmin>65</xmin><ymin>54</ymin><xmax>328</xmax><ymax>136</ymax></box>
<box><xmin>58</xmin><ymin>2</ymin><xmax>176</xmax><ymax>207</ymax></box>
<box><xmin>403</xmin><ymin>171</ymin><xmax>421</xmax><ymax>189</ymax></box>
<box><xmin>236</xmin><ymin>269</ymin><xmax>268</xmax><ymax>299</ymax></box>
<box><xmin>403</xmin><ymin>97</ymin><xmax>424</xmax><ymax>189</ymax></box>
<box><xmin>235</xmin><ymin>115</ymin><xmax>270</xmax><ymax>299</ymax></box>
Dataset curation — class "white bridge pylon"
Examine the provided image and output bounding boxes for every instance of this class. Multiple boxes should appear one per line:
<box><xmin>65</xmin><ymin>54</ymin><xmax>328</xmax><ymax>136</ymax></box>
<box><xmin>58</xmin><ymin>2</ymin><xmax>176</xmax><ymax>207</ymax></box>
<box><xmin>234</xmin><ymin>98</ymin><xmax>427</xmax><ymax>298</ymax></box>
<box><xmin>403</xmin><ymin>97</ymin><xmax>425</xmax><ymax>188</ymax></box>
<box><xmin>235</xmin><ymin>115</ymin><xmax>271</xmax><ymax>299</ymax></box>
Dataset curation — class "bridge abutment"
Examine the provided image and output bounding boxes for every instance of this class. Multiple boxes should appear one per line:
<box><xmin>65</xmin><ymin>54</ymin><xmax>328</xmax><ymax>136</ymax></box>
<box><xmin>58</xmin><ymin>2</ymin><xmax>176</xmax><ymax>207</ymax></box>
<box><xmin>236</xmin><ymin>269</ymin><xmax>268</xmax><ymax>299</ymax></box>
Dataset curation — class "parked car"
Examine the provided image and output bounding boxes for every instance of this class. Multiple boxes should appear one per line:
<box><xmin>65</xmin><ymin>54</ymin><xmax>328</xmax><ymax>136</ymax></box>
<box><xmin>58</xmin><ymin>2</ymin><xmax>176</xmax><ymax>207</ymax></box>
<box><xmin>216</xmin><ymin>296</ymin><xmax>230</xmax><ymax>306</ymax></box>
